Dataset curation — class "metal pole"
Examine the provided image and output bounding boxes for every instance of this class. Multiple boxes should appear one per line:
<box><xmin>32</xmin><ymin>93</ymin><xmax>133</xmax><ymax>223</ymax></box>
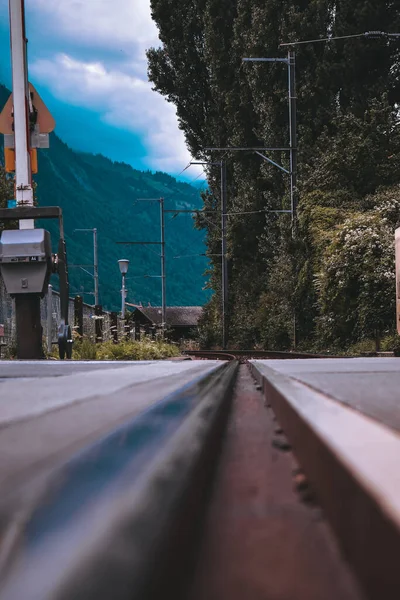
<box><xmin>95</xmin><ymin>304</ymin><xmax>103</xmax><ymax>343</ymax></box>
<box><xmin>288</xmin><ymin>50</ymin><xmax>298</xmax><ymax>346</ymax></box>
<box><xmin>93</xmin><ymin>228</ymin><xmax>99</xmax><ymax>305</ymax></box>
<box><xmin>47</xmin><ymin>284</ymin><xmax>52</xmax><ymax>354</ymax></box>
<box><xmin>221</xmin><ymin>161</ymin><xmax>228</xmax><ymax>349</ymax></box>
<box><xmin>74</xmin><ymin>295</ymin><xmax>83</xmax><ymax>338</ymax></box>
<box><xmin>9</xmin><ymin>0</ymin><xmax>34</xmax><ymax>229</ymax></box>
<box><xmin>288</xmin><ymin>50</ymin><xmax>297</xmax><ymax>223</ymax></box>
<box><xmin>9</xmin><ymin>0</ymin><xmax>43</xmax><ymax>359</ymax></box>
<box><xmin>121</xmin><ymin>274</ymin><xmax>126</xmax><ymax>320</ymax></box>
<box><xmin>160</xmin><ymin>198</ymin><xmax>166</xmax><ymax>332</ymax></box>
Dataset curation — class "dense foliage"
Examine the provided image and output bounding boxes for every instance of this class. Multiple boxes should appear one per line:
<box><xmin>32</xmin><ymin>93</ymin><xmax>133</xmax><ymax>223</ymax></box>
<box><xmin>0</xmin><ymin>84</ymin><xmax>208</xmax><ymax>311</ymax></box>
<box><xmin>148</xmin><ymin>0</ymin><xmax>400</xmax><ymax>350</ymax></box>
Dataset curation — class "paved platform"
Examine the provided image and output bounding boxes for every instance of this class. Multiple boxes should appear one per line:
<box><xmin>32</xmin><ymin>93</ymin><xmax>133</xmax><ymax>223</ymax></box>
<box><xmin>0</xmin><ymin>360</ymin><xmax>155</xmax><ymax>379</ymax></box>
<box><xmin>253</xmin><ymin>357</ymin><xmax>400</xmax><ymax>432</ymax></box>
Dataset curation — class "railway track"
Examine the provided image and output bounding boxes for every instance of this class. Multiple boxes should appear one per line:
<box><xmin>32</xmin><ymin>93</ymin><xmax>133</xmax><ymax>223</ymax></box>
<box><xmin>184</xmin><ymin>349</ymin><xmax>334</xmax><ymax>361</ymax></box>
<box><xmin>0</xmin><ymin>357</ymin><xmax>399</xmax><ymax>600</ymax></box>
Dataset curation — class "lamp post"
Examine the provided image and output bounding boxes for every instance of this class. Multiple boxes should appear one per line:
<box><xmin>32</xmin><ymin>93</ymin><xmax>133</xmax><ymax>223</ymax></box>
<box><xmin>118</xmin><ymin>259</ymin><xmax>129</xmax><ymax>319</ymax></box>
<box><xmin>73</xmin><ymin>228</ymin><xmax>99</xmax><ymax>305</ymax></box>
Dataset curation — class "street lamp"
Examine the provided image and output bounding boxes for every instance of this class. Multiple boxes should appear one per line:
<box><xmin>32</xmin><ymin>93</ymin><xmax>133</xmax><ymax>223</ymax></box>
<box><xmin>118</xmin><ymin>259</ymin><xmax>129</xmax><ymax>319</ymax></box>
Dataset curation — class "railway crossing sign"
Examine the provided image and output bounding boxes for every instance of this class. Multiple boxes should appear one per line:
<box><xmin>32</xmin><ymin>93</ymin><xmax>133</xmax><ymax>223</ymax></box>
<box><xmin>0</xmin><ymin>82</ymin><xmax>55</xmax><ymax>135</ymax></box>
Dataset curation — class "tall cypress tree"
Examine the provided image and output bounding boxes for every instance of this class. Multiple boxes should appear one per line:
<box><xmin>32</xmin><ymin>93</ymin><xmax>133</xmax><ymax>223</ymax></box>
<box><xmin>147</xmin><ymin>0</ymin><xmax>400</xmax><ymax>348</ymax></box>
<box><xmin>330</xmin><ymin>0</ymin><xmax>400</xmax><ymax>114</ymax></box>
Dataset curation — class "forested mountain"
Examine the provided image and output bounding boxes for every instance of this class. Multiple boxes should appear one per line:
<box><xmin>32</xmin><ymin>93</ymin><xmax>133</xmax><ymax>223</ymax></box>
<box><xmin>0</xmin><ymin>85</ymin><xmax>209</xmax><ymax>311</ymax></box>
<box><xmin>148</xmin><ymin>0</ymin><xmax>400</xmax><ymax>350</ymax></box>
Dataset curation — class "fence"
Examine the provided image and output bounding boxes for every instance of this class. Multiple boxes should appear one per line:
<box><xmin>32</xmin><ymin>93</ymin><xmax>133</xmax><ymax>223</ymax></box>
<box><xmin>0</xmin><ymin>279</ymin><xmax>122</xmax><ymax>356</ymax></box>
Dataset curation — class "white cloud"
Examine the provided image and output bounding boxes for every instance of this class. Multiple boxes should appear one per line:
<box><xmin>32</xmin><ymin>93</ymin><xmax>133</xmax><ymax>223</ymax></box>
<box><xmin>30</xmin><ymin>53</ymin><xmax>203</xmax><ymax>175</ymax></box>
<box><xmin>22</xmin><ymin>0</ymin><xmax>205</xmax><ymax>178</ymax></box>
<box><xmin>28</xmin><ymin>0</ymin><xmax>160</xmax><ymax>54</ymax></box>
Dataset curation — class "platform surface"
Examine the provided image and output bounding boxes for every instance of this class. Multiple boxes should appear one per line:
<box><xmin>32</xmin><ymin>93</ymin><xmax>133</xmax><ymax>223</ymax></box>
<box><xmin>253</xmin><ymin>358</ymin><xmax>400</xmax><ymax>432</ymax></box>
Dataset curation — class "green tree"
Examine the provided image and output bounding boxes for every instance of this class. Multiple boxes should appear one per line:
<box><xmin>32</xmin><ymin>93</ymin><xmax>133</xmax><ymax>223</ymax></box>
<box><xmin>147</xmin><ymin>0</ymin><xmax>400</xmax><ymax>349</ymax></box>
<box><xmin>331</xmin><ymin>0</ymin><xmax>400</xmax><ymax>114</ymax></box>
<box><xmin>304</xmin><ymin>96</ymin><xmax>400</xmax><ymax>198</ymax></box>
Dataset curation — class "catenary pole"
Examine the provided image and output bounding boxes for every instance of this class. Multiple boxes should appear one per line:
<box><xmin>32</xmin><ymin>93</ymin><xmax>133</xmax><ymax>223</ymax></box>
<box><xmin>220</xmin><ymin>161</ymin><xmax>228</xmax><ymax>349</ymax></box>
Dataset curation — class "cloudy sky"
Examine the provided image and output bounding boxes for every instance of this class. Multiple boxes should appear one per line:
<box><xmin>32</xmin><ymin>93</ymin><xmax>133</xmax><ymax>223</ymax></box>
<box><xmin>0</xmin><ymin>0</ymin><xmax>201</xmax><ymax>178</ymax></box>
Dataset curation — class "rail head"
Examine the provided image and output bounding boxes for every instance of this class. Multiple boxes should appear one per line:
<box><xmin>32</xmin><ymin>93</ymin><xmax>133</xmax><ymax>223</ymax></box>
<box><xmin>184</xmin><ymin>349</ymin><xmax>338</xmax><ymax>360</ymax></box>
<box><xmin>0</xmin><ymin>361</ymin><xmax>239</xmax><ymax>600</ymax></box>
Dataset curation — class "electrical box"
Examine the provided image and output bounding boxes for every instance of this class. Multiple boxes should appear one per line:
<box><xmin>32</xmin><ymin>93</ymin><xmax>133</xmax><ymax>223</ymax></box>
<box><xmin>0</xmin><ymin>229</ymin><xmax>52</xmax><ymax>295</ymax></box>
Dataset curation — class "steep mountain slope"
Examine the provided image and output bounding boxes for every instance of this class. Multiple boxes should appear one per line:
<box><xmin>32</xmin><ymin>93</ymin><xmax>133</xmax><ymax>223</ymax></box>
<box><xmin>0</xmin><ymin>85</ymin><xmax>209</xmax><ymax>310</ymax></box>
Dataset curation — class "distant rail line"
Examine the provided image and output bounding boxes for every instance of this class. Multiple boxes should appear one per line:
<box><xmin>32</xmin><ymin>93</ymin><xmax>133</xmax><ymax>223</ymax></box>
<box><xmin>183</xmin><ymin>349</ymin><xmax>333</xmax><ymax>361</ymax></box>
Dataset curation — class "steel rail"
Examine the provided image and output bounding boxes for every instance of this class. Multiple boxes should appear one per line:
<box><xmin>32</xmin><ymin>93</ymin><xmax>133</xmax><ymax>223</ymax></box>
<box><xmin>249</xmin><ymin>360</ymin><xmax>400</xmax><ymax>600</ymax></box>
<box><xmin>0</xmin><ymin>361</ymin><xmax>239</xmax><ymax>600</ymax></box>
<box><xmin>184</xmin><ymin>349</ymin><xmax>336</xmax><ymax>360</ymax></box>
<box><xmin>185</xmin><ymin>350</ymin><xmax>238</xmax><ymax>361</ymax></box>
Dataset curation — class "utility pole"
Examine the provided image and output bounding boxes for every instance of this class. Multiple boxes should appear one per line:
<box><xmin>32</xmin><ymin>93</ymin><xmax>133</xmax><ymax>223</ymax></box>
<box><xmin>117</xmin><ymin>198</ymin><xmax>166</xmax><ymax>332</ymax></box>
<box><xmin>241</xmin><ymin>53</ymin><xmax>298</xmax><ymax>347</ymax></box>
<box><xmin>288</xmin><ymin>51</ymin><xmax>297</xmax><ymax>347</ymax></box>
<box><xmin>73</xmin><ymin>228</ymin><xmax>99</xmax><ymax>305</ymax></box>
<box><xmin>189</xmin><ymin>161</ymin><xmax>228</xmax><ymax>348</ymax></box>
<box><xmin>288</xmin><ymin>51</ymin><xmax>297</xmax><ymax>220</ymax></box>
<box><xmin>220</xmin><ymin>160</ymin><xmax>228</xmax><ymax>349</ymax></box>
<box><xmin>242</xmin><ymin>52</ymin><xmax>297</xmax><ymax>225</ymax></box>
<box><xmin>159</xmin><ymin>197</ymin><xmax>166</xmax><ymax>330</ymax></box>
<box><xmin>93</xmin><ymin>227</ymin><xmax>99</xmax><ymax>306</ymax></box>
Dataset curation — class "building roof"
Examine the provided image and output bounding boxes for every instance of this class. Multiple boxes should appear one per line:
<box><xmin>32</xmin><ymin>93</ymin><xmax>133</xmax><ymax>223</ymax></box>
<box><xmin>133</xmin><ymin>306</ymin><xmax>203</xmax><ymax>327</ymax></box>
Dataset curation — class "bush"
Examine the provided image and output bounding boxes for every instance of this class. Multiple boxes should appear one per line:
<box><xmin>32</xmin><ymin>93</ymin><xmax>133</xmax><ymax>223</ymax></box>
<box><xmin>51</xmin><ymin>337</ymin><xmax>180</xmax><ymax>361</ymax></box>
<box><xmin>74</xmin><ymin>339</ymin><xmax>98</xmax><ymax>360</ymax></box>
<box><xmin>315</xmin><ymin>212</ymin><xmax>396</xmax><ymax>347</ymax></box>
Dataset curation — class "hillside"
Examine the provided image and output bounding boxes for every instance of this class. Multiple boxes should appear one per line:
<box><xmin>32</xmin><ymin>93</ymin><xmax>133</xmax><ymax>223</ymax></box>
<box><xmin>0</xmin><ymin>84</ymin><xmax>209</xmax><ymax>310</ymax></box>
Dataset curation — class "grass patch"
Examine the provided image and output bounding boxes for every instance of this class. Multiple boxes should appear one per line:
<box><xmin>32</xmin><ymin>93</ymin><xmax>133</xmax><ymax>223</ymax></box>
<box><xmin>52</xmin><ymin>337</ymin><xmax>181</xmax><ymax>361</ymax></box>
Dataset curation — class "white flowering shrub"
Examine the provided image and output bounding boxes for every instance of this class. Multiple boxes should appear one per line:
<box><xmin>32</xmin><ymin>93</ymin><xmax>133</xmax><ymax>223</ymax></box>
<box><xmin>372</xmin><ymin>186</ymin><xmax>400</xmax><ymax>225</ymax></box>
<box><xmin>316</xmin><ymin>212</ymin><xmax>395</xmax><ymax>345</ymax></box>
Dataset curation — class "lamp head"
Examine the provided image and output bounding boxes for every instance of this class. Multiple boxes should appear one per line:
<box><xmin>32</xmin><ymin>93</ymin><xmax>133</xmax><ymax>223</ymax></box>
<box><xmin>118</xmin><ymin>259</ymin><xmax>129</xmax><ymax>275</ymax></box>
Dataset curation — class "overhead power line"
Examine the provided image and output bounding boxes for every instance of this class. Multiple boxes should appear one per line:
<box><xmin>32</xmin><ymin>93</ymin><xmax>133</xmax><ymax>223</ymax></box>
<box><xmin>281</xmin><ymin>31</ymin><xmax>400</xmax><ymax>47</ymax></box>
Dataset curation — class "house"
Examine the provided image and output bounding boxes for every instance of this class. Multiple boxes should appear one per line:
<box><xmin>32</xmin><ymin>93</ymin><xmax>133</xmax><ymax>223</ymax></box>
<box><xmin>127</xmin><ymin>305</ymin><xmax>203</xmax><ymax>341</ymax></box>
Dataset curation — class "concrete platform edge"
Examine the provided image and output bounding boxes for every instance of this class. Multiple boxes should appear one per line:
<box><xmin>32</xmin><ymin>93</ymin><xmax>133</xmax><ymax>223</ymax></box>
<box><xmin>249</xmin><ymin>360</ymin><xmax>400</xmax><ymax>600</ymax></box>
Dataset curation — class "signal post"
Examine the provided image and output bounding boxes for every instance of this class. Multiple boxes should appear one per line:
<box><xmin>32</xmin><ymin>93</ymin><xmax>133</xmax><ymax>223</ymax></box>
<box><xmin>0</xmin><ymin>0</ymin><xmax>71</xmax><ymax>359</ymax></box>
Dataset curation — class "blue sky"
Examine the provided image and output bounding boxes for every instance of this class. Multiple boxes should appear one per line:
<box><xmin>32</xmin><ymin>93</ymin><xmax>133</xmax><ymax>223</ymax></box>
<box><xmin>0</xmin><ymin>0</ymin><xmax>203</xmax><ymax>178</ymax></box>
